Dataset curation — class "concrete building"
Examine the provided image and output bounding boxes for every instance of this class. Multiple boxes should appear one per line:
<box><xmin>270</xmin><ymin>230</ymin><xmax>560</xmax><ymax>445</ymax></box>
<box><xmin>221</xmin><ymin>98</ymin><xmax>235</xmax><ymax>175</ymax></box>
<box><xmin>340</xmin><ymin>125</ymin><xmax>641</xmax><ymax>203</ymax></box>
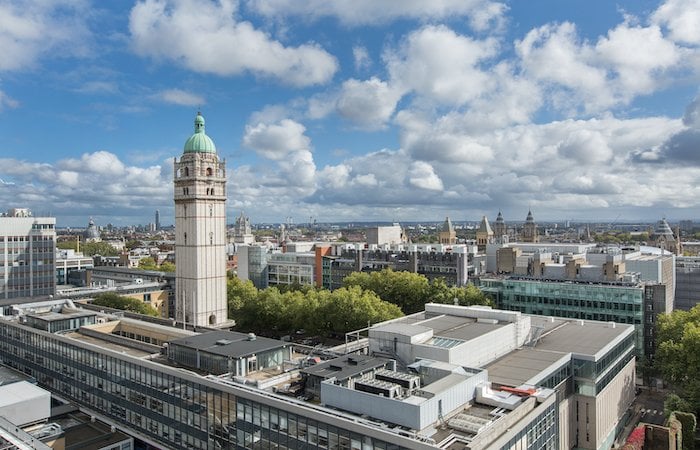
<box><xmin>0</xmin><ymin>301</ymin><xmax>636</xmax><ymax>450</ymax></box>
<box><xmin>55</xmin><ymin>249</ymin><xmax>93</xmax><ymax>286</ymax></box>
<box><xmin>155</xmin><ymin>209</ymin><xmax>161</xmax><ymax>231</ymax></box>
<box><xmin>366</xmin><ymin>224</ymin><xmax>406</xmax><ymax>246</ymax></box>
<box><xmin>0</xmin><ymin>209</ymin><xmax>56</xmax><ymax>300</ymax></box>
<box><xmin>174</xmin><ymin>113</ymin><xmax>228</xmax><ymax>327</ymax></box>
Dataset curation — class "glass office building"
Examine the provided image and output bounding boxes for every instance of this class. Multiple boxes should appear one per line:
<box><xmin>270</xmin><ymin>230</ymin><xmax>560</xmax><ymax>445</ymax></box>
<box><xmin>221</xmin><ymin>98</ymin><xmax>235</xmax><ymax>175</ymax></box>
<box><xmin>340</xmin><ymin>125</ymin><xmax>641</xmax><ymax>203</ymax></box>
<box><xmin>478</xmin><ymin>277</ymin><xmax>645</xmax><ymax>355</ymax></box>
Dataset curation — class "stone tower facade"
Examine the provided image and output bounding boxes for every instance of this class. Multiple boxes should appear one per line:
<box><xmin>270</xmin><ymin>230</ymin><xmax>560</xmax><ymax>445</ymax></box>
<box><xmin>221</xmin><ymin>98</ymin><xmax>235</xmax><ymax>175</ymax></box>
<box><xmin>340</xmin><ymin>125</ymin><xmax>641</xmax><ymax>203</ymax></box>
<box><xmin>493</xmin><ymin>211</ymin><xmax>507</xmax><ymax>243</ymax></box>
<box><xmin>522</xmin><ymin>209</ymin><xmax>539</xmax><ymax>243</ymax></box>
<box><xmin>438</xmin><ymin>217</ymin><xmax>456</xmax><ymax>245</ymax></box>
<box><xmin>174</xmin><ymin>113</ymin><xmax>228</xmax><ymax>327</ymax></box>
<box><xmin>476</xmin><ymin>216</ymin><xmax>493</xmax><ymax>252</ymax></box>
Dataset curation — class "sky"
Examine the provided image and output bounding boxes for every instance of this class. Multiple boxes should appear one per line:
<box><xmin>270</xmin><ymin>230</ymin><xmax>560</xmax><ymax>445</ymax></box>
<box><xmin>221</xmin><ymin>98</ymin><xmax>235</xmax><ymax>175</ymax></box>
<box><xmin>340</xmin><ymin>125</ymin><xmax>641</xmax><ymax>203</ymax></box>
<box><xmin>1</xmin><ymin>0</ymin><xmax>700</xmax><ymax>227</ymax></box>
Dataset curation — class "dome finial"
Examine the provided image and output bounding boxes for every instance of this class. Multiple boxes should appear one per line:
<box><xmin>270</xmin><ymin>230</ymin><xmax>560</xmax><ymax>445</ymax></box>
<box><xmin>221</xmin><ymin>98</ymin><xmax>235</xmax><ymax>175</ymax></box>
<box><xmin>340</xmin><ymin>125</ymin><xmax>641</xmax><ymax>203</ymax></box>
<box><xmin>184</xmin><ymin>112</ymin><xmax>216</xmax><ymax>153</ymax></box>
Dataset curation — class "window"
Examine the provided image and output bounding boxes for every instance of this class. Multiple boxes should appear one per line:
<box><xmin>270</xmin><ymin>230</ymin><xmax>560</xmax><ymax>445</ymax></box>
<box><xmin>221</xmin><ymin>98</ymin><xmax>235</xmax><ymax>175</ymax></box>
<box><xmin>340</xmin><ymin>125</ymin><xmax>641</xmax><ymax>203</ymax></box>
<box><xmin>184</xmin><ymin>233</ymin><xmax>187</xmax><ymax>245</ymax></box>
<box><xmin>184</xmin><ymin>167</ymin><xmax>189</xmax><ymax>176</ymax></box>
<box><xmin>206</xmin><ymin>167</ymin><xmax>213</xmax><ymax>176</ymax></box>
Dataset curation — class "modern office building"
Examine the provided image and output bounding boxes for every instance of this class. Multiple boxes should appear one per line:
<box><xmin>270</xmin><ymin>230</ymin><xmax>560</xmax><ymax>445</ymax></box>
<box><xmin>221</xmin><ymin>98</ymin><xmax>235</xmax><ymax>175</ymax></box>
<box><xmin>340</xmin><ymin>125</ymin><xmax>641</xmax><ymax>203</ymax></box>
<box><xmin>366</xmin><ymin>224</ymin><xmax>406</xmax><ymax>246</ymax></box>
<box><xmin>55</xmin><ymin>249</ymin><xmax>94</xmax><ymax>286</ymax></box>
<box><xmin>675</xmin><ymin>256</ymin><xmax>700</xmax><ymax>310</ymax></box>
<box><xmin>478</xmin><ymin>242</ymin><xmax>675</xmax><ymax>359</ymax></box>
<box><xmin>155</xmin><ymin>209</ymin><xmax>161</xmax><ymax>231</ymax></box>
<box><xmin>0</xmin><ymin>209</ymin><xmax>56</xmax><ymax>300</ymax></box>
<box><xmin>174</xmin><ymin>112</ymin><xmax>228</xmax><ymax>327</ymax></box>
<box><xmin>0</xmin><ymin>301</ymin><xmax>635</xmax><ymax>450</ymax></box>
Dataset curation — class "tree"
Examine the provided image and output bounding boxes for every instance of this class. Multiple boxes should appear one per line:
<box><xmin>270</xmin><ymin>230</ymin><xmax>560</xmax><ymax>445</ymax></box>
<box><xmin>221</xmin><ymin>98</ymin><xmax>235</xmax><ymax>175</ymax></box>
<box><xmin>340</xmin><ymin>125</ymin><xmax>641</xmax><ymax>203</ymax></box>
<box><xmin>159</xmin><ymin>261</ymin><xmax>176</xmax><ymax>273</ymax></box>
<box><xmin>664</xmin><ymin>393</ymin><xmax>692</xmax><ymax>418</ymax></box>
<box><xmin>343</xmin><ymin>268</ymin><xmax>430</xmax><ymax>313</ymax></box>
<box><xmin>227</xmin><ymin>274</ymin><xmax>403</xmax><ymax>338</ymax></box>
<box><xmin>227</xmin><ymin>274</ymin><xmax>258</xmax><ymax>319</ymax></box>
<box><xmin>92</xmin><ymin>292</ymin><xmax>159</xmax><ymax>316</ymax></box>
<box><xmin>81</xmin><ymin>241</ymin><xmax>119</xmax><ymax>256</ymax></box>
<box><xmin>138</xmin><ymin>257</ymin><xmax>158</xmax><ymax>271</ymax></box>
<box><xmin>655</xmin><ymin>305</ymin><xmax>700</xmax><ymax>413</ymax></box>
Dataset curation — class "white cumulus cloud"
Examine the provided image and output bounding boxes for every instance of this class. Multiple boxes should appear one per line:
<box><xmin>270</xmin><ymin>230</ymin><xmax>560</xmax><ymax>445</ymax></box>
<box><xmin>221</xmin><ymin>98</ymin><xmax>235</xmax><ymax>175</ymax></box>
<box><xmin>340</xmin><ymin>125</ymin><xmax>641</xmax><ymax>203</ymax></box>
<box><xmin>129</xmin><ymin>0</ymin><xmax>337</xmax><ymax>87</ymax></box>
<box><xmin>246</xmin><ymin>0</ymin><xmax>507</xmax><ymax>31</ymax></box>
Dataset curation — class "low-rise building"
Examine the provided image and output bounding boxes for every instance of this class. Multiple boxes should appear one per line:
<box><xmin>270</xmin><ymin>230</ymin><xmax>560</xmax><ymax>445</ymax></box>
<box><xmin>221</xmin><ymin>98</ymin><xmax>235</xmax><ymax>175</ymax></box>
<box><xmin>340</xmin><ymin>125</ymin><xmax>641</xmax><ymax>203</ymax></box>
<box><xmin>0</xmin><ymin>300</ymin><xmax>635</xmax><ymax>450</ymax></box>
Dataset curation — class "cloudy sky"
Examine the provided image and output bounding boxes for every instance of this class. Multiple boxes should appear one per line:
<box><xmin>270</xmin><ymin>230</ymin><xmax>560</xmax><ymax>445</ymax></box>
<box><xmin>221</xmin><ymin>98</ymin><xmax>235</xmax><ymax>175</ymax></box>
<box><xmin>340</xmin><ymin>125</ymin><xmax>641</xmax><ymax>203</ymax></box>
<box><xmin>1</xmin><ymin>0</ymin><xmax>699</xmax><ymax>227</ymax></box>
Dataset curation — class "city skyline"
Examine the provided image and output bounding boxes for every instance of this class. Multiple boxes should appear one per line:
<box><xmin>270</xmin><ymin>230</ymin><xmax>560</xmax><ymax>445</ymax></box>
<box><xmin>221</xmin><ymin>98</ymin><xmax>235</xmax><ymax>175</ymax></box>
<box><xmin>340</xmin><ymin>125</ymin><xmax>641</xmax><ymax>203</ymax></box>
<box><xmin>1</xmin><ymin>0</ymin><xmax>700</xmax><ymax>226</ymax></box>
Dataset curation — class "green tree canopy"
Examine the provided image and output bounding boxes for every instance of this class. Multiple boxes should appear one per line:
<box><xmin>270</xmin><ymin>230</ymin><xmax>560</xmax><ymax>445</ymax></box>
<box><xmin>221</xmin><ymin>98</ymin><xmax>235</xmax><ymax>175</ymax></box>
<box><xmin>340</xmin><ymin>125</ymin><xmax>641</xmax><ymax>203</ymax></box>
<box><xmin>343</xmin><ymin>268</ymin><xmax>430</xmax><ymax>313</ymax></box>
<box><xmin>227</xmin><ymin>275</ymin><xmax>403</xmax><ymax>337</ymax></box>
<box><xmin>92</xmin><ymin>292</ymin><xmax>159</xmax><ymax>316</ymax></box>
<box><xmin>138</xmin><ymin>257</ymin><xmax>158</xmax><ymax>271</ymax></box>
<box><xmin>655</xmin><ymin>305</ymin><xmax>700</xmax><ymax>413</ymax></box>
<box><xmin>343</xmin><ymin>268</ymin><xmax>492</xmax><ymax>313</ymax></box>
<box><xmin>71</xmin><ymin>241</ymin><xmax>119</xmax><ymax>256</ymax></box>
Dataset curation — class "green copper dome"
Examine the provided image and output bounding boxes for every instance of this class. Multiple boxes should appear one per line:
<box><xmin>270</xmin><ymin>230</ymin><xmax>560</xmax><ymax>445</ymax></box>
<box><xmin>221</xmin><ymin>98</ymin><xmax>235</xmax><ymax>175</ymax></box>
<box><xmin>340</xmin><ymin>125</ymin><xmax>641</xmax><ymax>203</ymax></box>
<box><xmin>183</xmin><ymin>112</ymin><xmax>216</xmax><ymax>153</ymax></box>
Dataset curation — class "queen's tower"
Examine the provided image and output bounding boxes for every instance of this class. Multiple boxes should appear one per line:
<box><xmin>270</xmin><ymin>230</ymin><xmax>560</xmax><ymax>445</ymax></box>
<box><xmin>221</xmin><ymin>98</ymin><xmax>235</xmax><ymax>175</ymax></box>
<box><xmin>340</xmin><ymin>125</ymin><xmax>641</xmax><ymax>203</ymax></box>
<box><xmin>174</xmin><ymin>113</ymin><xmax>228</xmax><ymax>327</ymax></box>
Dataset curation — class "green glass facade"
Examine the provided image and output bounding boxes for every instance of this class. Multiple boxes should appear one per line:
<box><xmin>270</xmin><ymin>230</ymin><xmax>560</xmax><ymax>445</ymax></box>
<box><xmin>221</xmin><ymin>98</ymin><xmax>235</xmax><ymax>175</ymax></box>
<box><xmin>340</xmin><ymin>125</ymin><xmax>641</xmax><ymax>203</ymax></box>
<box><xmin>478</xmin><ymin>278</ymin><xmax>645</xmax><ymax>356</ymax></box>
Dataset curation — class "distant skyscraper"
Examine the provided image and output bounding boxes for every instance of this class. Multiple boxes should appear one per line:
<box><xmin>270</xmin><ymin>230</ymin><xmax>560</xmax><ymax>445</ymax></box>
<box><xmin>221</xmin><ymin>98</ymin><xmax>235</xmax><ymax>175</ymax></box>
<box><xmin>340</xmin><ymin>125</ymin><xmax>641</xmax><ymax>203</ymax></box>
<box><xmin>155</xmin><ymin>209</ymin><xmax>161</xmax><ymax>231</ymax></box>
<box><xmin>0</xmin><ymin>209</ymin><xmax>55</xmax><ymax>299</ymax></box>
<box><xmin>173</xmin><ymin>113</ymin><xmax>228</xmax><ymax>327</ymax></box>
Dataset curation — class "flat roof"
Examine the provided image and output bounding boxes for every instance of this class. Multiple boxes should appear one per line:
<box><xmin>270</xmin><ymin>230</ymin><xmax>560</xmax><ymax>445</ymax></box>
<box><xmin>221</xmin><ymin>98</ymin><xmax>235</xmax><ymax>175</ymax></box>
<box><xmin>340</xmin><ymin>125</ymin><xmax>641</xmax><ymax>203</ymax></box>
<box><xmin>485</xmin><ymin>347</ymin><xmax>569</xmax><ymax>387</ymax></box>
<box><xmin>169</xmin><ymin>330</ymin><xmax>288</xmax><ymax>358</ymax></box>
<box><xmin>301</xmin><ymin>355</ymin><xmax>391</xmax><ymax>381</ymax></box>
<box><xmin>0</xmin><ymin>365</ymin><xmax>30</xmax><ymax>387</ymax></box>
<box><xmin>64</xmin><ymin>332</ymin><xmax>153</xmax><ymax>358</ymax></box>
<box><xmin>27</xmin><ymin>309</ymin><xmax>96</xmax><ymax>322</ymax></box>
<box><xmin>0</xmin><ymin>381</ymin><xmax>49</xmax><ymax>409</ymax></box>
<box><xmin>530</xmin><ymin>318</ymin><xmax>633</xmax><ymax>358</ymax></box>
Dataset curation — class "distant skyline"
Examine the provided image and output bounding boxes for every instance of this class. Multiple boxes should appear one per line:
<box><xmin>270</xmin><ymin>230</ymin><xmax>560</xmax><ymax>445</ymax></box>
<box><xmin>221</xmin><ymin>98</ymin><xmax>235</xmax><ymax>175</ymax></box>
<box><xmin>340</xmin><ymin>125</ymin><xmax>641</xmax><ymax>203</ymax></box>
<box><xmin>1</xmin><ymin>0</ymin><xmax>700</xmax><ymax>227</ymax></box>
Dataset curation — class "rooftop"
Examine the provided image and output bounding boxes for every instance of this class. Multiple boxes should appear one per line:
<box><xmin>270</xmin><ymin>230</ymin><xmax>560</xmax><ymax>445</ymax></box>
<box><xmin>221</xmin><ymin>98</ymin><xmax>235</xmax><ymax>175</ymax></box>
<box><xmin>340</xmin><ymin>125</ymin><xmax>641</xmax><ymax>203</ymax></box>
<box><xmin>169</xmin><ymin>330</ymin><xmax>289</xmax><ymax>358</ymax></box>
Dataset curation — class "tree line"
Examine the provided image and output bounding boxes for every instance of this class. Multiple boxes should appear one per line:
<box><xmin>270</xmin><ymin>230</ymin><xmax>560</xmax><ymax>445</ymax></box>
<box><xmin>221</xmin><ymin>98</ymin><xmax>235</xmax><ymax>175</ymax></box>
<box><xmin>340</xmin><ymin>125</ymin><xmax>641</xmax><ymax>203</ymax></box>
<box><xmin>227</xmin><ymin>268</ymin><xmax>493</xmax><ymax>338</ymax></box>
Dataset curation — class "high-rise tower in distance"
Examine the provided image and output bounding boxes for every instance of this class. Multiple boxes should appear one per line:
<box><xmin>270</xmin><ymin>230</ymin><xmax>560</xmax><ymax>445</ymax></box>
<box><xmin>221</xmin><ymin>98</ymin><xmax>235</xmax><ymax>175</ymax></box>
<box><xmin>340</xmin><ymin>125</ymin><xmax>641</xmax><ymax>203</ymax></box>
<box><xmin>173</xmin><ymin>113</ymin><xmax>228</xmax><ymax>327</ymax></box>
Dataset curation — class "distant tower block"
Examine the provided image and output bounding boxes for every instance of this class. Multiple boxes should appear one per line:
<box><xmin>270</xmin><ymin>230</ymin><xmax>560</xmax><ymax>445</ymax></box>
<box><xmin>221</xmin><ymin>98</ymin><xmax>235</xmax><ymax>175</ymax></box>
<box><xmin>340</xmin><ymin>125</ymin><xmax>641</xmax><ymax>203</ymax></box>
<box><xmin>438</xmin><ymin>217</ymin><xmax>457</xmax><ymax>245</ymax></box>
<box><xmin>155</xmin><ymin>209</ymin><xmax>161</xmax><ymax>231</ymax></box>
<box><xmin>174</xmin><ymin>113</ymin><xmax>228</xmax><ymax>327</ymax></box>
<box><xmin>522</xmin><ymin>209</ymin><xmax>539</xmax><ymax>243</ymax></box>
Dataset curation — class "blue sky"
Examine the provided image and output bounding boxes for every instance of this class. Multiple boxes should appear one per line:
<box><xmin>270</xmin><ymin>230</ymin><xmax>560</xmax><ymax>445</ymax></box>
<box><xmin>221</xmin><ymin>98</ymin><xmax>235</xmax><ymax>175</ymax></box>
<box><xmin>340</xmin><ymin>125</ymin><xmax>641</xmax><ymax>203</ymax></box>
<box><xmin>1</xmin><ymin>0</ymin><xmax>699</xmax><ymax>227</ymax></box>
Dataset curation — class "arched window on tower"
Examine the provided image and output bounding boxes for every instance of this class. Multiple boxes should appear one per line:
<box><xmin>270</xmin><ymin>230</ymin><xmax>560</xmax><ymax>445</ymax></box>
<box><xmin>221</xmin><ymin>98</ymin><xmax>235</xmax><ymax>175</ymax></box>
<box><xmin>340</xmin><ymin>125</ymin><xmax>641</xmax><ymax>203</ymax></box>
<box><xmin>184</xmin><ymin>167</ymin><xmax>189</xmax><ymax>177</ymax></box>
<box><xmin>206</xmin><ymin>167</ymin><xmax>213</xmax><ymax>176</ymax></box>
<box><xmin>209</xmin><ymin>232</ymin><xmax>213</xmax><ymax>245</ymax></box>
<box><xmin>209</xmin><ymin>205</ymin><xmax>213</xmax><ymax>217</ymax></box>
<box><xmin>184</xmin><ymin>232</ymin><xmax>187</xmax><ymax>245</ymax></box>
